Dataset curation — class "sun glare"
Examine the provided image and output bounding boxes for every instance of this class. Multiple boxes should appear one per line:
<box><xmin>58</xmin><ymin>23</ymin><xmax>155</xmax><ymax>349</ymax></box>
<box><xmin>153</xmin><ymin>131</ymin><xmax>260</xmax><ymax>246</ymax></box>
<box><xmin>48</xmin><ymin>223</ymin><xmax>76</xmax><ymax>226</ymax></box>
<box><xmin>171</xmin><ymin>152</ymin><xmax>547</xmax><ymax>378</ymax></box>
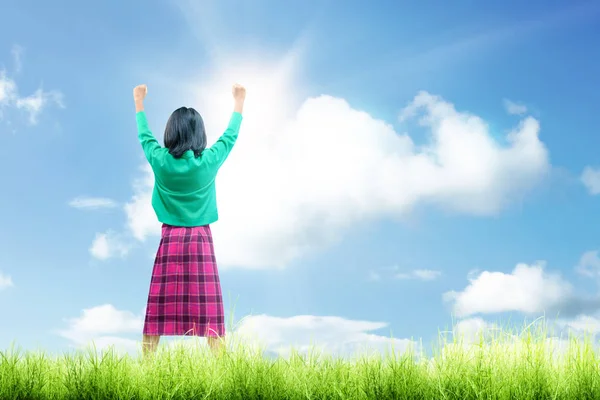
<box><xmin>192</xmin><ymin>52</ymin><xmax>303</xmax><ymax>143</ymax></box>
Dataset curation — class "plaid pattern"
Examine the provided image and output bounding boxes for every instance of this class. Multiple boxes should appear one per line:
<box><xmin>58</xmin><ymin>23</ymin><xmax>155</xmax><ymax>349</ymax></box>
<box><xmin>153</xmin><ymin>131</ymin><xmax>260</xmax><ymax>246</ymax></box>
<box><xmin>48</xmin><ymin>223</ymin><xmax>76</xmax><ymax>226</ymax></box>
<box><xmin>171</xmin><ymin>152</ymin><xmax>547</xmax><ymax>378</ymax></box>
<box><xmin>143</xmin><ymin>224</ymin><xmax>225</xmax><ymax>337</ymax></box>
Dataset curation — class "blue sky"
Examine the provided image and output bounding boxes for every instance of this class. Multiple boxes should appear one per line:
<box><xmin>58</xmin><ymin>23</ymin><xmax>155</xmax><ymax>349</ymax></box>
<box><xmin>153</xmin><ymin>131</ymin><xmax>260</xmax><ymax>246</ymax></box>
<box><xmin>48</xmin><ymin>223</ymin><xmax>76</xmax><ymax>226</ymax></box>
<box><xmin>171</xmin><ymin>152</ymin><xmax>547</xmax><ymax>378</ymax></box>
<box><xmin>2</xmin><ymin>0</ymin><xmax>600</xmax><ymax>357</ymax></box>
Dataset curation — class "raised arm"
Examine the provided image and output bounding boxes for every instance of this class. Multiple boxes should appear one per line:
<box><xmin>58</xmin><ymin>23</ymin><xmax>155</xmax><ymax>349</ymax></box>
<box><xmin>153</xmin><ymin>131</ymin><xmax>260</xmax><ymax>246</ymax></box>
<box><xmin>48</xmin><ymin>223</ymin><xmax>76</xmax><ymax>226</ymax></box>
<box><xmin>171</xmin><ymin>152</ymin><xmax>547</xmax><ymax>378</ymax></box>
<box><xmin>202</xmin><ymin>84</ymin><xmax>246</xmax><ymax>169</ymax></box>
<box><xmin>133</xmin><ymin>84</ymin><xmax>161</xmax><ymax>165</ymax></box>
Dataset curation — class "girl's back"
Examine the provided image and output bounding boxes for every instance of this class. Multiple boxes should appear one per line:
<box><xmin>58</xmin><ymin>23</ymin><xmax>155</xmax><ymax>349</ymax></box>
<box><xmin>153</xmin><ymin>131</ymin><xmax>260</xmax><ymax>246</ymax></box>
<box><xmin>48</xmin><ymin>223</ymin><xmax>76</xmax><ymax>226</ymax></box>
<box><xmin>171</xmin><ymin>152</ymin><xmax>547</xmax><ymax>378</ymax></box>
<box><xmin>136</xmin><ymin>105</ymin><xmax>243</xmax><ymax>227</ymax></box>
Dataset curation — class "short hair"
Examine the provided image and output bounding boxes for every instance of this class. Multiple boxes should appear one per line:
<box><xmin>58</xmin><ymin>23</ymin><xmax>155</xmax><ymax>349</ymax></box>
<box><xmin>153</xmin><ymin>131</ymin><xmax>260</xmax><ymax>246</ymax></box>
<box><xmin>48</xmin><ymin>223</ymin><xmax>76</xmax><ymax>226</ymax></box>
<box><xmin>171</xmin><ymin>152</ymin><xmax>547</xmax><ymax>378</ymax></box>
<box><xmin>163</xmin><ymin>107</ymin><xmax>207</xmax><ymax>158</ymax></box>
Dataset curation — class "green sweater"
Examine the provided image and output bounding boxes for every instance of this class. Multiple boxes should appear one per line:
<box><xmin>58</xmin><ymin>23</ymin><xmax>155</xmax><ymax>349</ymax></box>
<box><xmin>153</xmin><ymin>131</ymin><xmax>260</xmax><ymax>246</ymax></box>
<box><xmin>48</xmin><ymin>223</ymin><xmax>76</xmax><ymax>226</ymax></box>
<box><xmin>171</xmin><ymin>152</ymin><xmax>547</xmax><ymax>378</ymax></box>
<box><xmin>136</xmin><ymin>110</ymin><xmax>243</xmax><ymax>227</ymax></box>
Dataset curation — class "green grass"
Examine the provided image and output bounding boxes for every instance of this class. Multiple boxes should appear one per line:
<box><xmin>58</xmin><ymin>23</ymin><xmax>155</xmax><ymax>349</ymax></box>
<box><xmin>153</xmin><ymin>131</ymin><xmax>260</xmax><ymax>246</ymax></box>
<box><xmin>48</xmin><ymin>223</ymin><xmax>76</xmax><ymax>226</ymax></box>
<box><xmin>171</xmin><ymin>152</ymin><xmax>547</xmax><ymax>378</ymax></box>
<box><xmin>2</xmin><ymin>320</ymin><xmax>600</xmax><ymax>399</ymax></box>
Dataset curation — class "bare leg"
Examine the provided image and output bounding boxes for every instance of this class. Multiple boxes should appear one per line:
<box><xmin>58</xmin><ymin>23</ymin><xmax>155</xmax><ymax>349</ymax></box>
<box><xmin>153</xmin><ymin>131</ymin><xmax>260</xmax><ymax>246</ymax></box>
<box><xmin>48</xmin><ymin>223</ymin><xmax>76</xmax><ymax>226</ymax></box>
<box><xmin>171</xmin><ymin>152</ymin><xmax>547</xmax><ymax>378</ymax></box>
<box><xmin>142</xmin><ymin>335</ymin><xmax>160</xmax><ymax>357</ymax></box>
<box><xmin>207</xmin><ymin>336</ymin><xmax>224</xmax><ymax>356</ymax></box>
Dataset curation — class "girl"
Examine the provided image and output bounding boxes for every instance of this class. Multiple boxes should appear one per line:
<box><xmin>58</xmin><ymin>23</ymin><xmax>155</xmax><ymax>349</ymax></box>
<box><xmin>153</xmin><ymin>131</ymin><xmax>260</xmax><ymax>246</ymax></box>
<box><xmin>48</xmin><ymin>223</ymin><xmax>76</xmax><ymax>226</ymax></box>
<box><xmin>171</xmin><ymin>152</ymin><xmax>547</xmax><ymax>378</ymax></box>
<box><xmin>132</xmin><ymin>83</ymin><xmax>246</xmax><ymax>356</ymax></box>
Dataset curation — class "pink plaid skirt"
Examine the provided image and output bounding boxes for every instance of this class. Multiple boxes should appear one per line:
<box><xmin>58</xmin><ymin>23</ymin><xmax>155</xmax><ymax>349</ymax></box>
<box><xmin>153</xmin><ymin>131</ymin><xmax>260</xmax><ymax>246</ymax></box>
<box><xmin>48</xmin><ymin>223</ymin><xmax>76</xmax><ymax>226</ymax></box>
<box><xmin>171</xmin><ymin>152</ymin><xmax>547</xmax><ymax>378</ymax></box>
<box><xmin>143</xmin><ymin>224</ymin><xmax>225</xmax><ymax>337</ymax></box>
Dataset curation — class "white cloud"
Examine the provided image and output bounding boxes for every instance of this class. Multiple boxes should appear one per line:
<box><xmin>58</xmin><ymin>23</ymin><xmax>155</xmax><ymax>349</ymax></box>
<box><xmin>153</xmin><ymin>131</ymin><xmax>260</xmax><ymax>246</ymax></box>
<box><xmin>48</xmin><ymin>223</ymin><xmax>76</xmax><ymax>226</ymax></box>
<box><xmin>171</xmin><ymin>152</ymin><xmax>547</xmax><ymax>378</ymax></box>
<box><xmin>413</xmin><ymin>269</ymin><xmax>442</xmax><ymax>280</ymax></box>
<box><xmin>0</xmin><ymin>47</ymin><xmax>63</xmax><ymax>126</ymax></box>
<box><xmin>0</xmin><ymin>271</ymin><xmax>14</xmax><ymax>290</ymax></box>
<box><xmin>576</xmin><ymin>250</ymin><xmax>600</xmax><ymax>277</ymax></box>
<box><xmin>370</xmin><ymin>266</ymin><xmax>441</xmax><ymax>281</ymax></box>
<box><xmin>56</xmin><ymin>304</ymin><xmax>143</xmax><ymax>354</ymax></box>
<box><xmin>581</xmin><ymin>166</ymin><xmax>600</xmax><ymax>195</ymax></box>
<box><xmin>86</xmin><ymin>166</ymin><xmax>157</xmax><ymax>261</ymax></box>
<box><xmin>16</xmin><ymin>88</ymin><xmax>64</xmax><ymax>125</ymax></box>
<box><xmin>124</xmin><ymin>165</ymin><xmax>161</xmax><ymax>242</ymax></box>
<box><xmin>232</xmin><ymin>314</ymin><xmax>416</xmax><ymax>359</ymax></box>
<box><xmin>558</xmin><ymin>315</ymin><xmax>600</xmax><ymax>334</ymax></box>
<box><xmin>56</xmin><ymin>305</ymin><xmax>416</xmax><ymax>359</ymax></box>
<box><xmin>0</xmin><ymin>71</ymin><xmax>17</xmax><ymax>106</ymax></box>
<box><xmin>503</xmin><ymin>99</ymin><xmax>528</xmax><ymax>115</ymax></box>
<box><xmin>69</xmin><ymin>196</ymin><xmax>118</xmax><ymax>210</ymax></box>
<box><xmin>89</xmin><ymin>231</ymin><xmax>131</xmax><ymax>260</ymax></box>
<box><xmin>116</xmin><ymin>54</ymin><xmax>550</xmax><ymax>269</ymax></box>
<box><xmin>557</xmin><ymin>314</ymin><xmax>600</xmax><ymax>335</ymax></box>
<box><xmin>396</xmin><ymin>269</ymin><xmax>442</xmax><ymax>281</ymax></box>
<box><xmin>444</xmin><ymin>262</ymin><xmax>572</xmax><ymax>317</ymax></box>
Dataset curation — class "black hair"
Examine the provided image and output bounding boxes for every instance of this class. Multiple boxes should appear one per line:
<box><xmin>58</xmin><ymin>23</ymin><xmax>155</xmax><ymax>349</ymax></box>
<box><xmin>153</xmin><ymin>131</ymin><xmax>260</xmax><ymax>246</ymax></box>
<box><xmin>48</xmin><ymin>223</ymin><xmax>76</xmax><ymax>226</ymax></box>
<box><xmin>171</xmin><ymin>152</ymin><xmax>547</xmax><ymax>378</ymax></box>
<box><xmin>163</xmin><ymin>107</ymin><xmax>207</xmax><ymax>158</ymax></box>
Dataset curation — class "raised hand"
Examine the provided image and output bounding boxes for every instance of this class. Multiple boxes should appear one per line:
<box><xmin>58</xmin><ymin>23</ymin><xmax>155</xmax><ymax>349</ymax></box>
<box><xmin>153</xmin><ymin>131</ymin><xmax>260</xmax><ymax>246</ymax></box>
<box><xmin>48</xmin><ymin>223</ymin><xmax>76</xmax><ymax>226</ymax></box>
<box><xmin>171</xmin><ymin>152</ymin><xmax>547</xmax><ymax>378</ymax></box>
<box><xmin>133</xmin><ymin>84</ymin><xmax>148</xmax><ymax>103</ymax></box>
<box><xmin>232</xmin><ymin>84</ymin><xmax>246</xmax><ymax>102</ymax></box>
<box><xmin>232</xmin><ymin>84</ymin><xmax>245</xmax><ymax>114</ymax></box>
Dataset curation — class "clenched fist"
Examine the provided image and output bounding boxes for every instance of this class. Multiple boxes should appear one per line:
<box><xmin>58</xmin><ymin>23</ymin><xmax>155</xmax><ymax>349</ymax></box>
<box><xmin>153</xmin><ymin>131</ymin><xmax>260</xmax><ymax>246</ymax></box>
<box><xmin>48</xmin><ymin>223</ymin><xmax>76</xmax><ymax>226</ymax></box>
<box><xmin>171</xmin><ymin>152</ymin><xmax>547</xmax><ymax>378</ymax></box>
<box><xmin>232</xmin><ymin>84</ymin><xmax>246</xmax><ymax>102</ymax></box>
<box><xmin>133</xmin><ymin>84</ymin><xmax>147</xmax><ymax>103</ymax></box>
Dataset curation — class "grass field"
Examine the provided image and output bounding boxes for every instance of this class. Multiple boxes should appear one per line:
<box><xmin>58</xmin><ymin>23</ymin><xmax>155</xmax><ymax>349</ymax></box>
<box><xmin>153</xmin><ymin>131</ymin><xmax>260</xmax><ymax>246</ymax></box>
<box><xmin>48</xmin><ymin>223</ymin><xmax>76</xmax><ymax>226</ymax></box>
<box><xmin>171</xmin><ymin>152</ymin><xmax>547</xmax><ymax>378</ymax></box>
<box><xmin>2</xmin><ymin>320</ymin><xmax>600</xmax><ymax>399</ymax></box>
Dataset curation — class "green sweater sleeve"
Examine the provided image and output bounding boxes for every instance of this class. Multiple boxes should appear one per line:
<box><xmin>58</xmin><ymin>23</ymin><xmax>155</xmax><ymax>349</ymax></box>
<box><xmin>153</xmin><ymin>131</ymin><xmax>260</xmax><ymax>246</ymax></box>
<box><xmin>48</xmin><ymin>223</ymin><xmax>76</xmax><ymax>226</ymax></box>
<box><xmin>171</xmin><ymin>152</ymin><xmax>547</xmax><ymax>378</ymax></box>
<box><xmin>136</xmin><ymin>111</ymin><xmax>162</xmax><ymax>165</ymax></box>
<box><xmin>202</xmin><ymin>112</ymin><xmax>243</xmax><ymax>169</ymax></box>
